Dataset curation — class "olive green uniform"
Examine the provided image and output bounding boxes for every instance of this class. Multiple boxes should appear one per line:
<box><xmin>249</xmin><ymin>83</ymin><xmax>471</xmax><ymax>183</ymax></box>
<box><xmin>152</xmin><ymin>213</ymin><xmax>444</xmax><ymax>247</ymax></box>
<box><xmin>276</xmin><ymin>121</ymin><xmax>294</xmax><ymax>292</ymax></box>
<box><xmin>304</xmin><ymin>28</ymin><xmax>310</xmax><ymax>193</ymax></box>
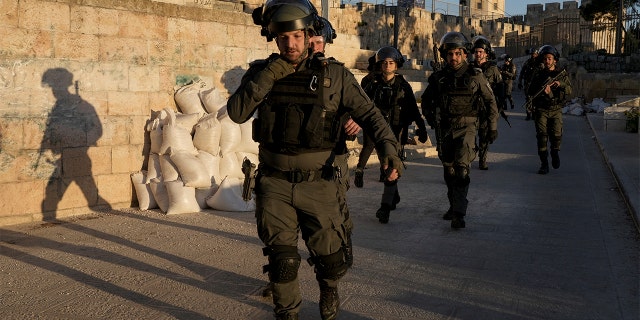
<box><xmin>421</xmin><ymin>60</ymin><xmax>498</xmax><ymax>221</ymax></box>
<box><xmin>227</xmin><ymin>53</ymin><xmax>399</xmax><ymax>316</ymax></box>
<box><xmin>474</xmin><ymin>60</ymin><xmax>504</xmax><ymax>169</ymax></box>
<box><xmin>526</xmin><ymin>67</ymin><xmax>571</xmax><ymax>172</ymax></box>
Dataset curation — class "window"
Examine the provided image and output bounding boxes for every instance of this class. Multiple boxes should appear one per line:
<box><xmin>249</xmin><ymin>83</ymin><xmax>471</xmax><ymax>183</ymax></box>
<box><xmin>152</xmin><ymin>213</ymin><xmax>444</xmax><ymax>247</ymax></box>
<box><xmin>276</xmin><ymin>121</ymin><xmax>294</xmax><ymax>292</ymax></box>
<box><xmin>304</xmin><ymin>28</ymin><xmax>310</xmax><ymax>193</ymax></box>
<box><xmin>494</xmin><ymin>2</ymin><xmax>498</xmax><ymax>10</ymax></box>
<box><xmin>476</xmin><ymin>1</ymin><xmax>482</xmax><ymax>10</ymax></box>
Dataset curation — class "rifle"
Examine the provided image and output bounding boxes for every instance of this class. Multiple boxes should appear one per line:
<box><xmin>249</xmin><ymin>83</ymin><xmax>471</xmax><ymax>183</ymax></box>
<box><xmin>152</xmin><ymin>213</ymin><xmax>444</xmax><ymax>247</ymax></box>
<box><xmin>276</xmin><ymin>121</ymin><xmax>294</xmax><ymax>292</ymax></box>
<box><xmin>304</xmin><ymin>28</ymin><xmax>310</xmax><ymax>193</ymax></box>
<box><xmin>522</xmin><ymin>69</ymin><xmax>567</xmax><ymax>112</ymax></box>
<box><xmin>241</xmin><ymin>157</ymin><xmax>257</xmax><ymax>201</ymax></box>
<box><xmin>500</xmin><ymin>110</ymin><xmax>512</xmax><ymax>128</ymax></box>
<box><xmin>430</xmin><ymin>40</ymin><xmax>442</xmax><ymax>72</ymax></box>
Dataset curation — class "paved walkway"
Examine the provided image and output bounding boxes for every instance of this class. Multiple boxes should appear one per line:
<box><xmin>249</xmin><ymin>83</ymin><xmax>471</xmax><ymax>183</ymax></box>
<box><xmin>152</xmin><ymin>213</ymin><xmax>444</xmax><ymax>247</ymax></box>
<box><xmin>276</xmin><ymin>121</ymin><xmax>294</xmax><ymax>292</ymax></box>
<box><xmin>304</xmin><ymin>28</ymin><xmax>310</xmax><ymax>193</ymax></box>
<box><xmin>0</xmin><ymin>90</ymin><xmax>638</xmax><ymax>320</ymax></box>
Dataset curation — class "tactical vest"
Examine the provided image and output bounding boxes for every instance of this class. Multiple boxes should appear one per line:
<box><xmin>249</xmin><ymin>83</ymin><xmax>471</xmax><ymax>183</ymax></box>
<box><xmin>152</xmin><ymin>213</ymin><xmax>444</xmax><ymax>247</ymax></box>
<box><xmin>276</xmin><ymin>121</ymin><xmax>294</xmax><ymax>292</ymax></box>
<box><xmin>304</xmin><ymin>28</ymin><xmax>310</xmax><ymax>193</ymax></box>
<box><xmin>364</xmin><ymin>75</ymin><xmax>403</xmax><ymax>126</ymax></box>
<box><xmin>253</xmin><ymin>59</ymin><xmax>340</xmax><ymax>153</ymax></box>
<box><xmin>436</xmin><ymin>67</ymin><xmax>479</xmax><ymax>117</ymax></box>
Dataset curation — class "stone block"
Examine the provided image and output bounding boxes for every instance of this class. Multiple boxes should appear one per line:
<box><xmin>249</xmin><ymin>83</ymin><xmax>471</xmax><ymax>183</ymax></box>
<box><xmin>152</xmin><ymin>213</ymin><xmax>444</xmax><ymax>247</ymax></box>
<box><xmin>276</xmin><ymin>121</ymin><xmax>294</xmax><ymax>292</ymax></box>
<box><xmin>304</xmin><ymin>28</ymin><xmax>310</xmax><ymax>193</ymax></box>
<box><xmin>112</xmin><ymin>144</ymin><xmax>145</xmax><ymax>173</ymax></box>
<box><xmin>97</xmin><ymin>173</ymin><xmax>132</xmax><ymax>205</ymax></box>
<box><xmin>0</xmin><ymin>0</ymin><xmax>19</xmax><ymax>28</ymax></box>
<box><xmin>604</xmin><ymin>105</ymin><xmax>633</xmax><ymax>132</ymax></box>
<box><xmin>108</xmin><ymin>91</ymin><xmax>149</xmax><ymax>116</ymax></box>
<box><xmin>99</xmin><ymin>116</ymin><xmax>134</xmax><ymax>146</ymax></box>
<box><xmin>0</xmin><ymin>27</ymin><xmax>53</xmax><ymax>58</ymax></box>
<box><xmin>98</xmin><ymin>36</ymin><xmax>147</xmax><ymax>64</ymax></box>
<box><xmin>79</xmin><ymin>63</ymin><xmax>129</xmax><ymax>92</ymax></box>
<box><xmin>54</xmin><ymin>33</ymin><xmax>100</xmax><ymax>61</ymax></box>
<box><xmin>56</xmin><ymin>176</ymin><xmax>97</xmax><ymax>209</ymax></box>
<box><xmin>118</xmin><ymin>11</ymin><xmax>168</xmax><ymax>40</ymax></box>
<box><xmin>130</xmin><ymin>116</ymin><xmax>150</xmax><ymax>145</ymax></box>
<box><xmin>61</xmin><ymin>146</ymin><xmax>111</xmax><ymax>177</ymax></box>
<box><xmin>19</xmin><ymin>0</ymin><xmax>69</xmax><ymax>32</ymax></box>
<box><xmin>70</xmin><ymin>6</ymin><xmax>119</xmax><ymax>36</ymax></box>
<box><xmin>22</xmin><ymin>117</ymin><xmax>48</xmax><ymax>150</ymax></box>
<box><xmin>149</xmin><ymin>40</ymin><xmax>182</xmax><ymax>66</ymax></box>
<box><xmin>129</xmin><ymin>66</ymin><xmax>161</xmax><ymax>92</ymax></box>
<box><xmin>0</xmin><ymin>180</ymin><xmax>45</xmax><ymax>215</ymax></box>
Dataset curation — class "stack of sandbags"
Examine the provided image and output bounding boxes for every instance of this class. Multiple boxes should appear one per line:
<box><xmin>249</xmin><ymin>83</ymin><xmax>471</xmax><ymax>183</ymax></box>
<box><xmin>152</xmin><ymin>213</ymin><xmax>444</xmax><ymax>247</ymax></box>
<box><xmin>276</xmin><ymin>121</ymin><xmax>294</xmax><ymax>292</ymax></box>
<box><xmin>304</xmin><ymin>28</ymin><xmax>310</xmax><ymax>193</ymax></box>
<box><xmin>131</xmin><ymin>79</ymin><xmax>258</xmax><ymax>214</ymax></box>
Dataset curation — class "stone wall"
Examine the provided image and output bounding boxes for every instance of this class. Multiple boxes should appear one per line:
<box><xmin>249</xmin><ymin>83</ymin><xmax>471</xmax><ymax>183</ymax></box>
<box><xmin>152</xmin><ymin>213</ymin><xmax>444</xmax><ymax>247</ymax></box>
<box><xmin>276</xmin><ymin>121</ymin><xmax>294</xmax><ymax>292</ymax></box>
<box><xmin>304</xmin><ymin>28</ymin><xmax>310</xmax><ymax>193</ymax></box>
<box><xmin>0</xmin><ymin>0</ymin><xmax>615</xmax><ymax>226</ymax></box>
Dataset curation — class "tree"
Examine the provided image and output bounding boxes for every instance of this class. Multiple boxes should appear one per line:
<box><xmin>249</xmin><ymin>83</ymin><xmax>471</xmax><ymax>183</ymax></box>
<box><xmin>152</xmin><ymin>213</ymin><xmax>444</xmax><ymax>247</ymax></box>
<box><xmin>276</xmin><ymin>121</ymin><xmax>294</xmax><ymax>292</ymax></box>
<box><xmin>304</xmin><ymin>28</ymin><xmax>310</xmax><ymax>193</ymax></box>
<box><xmin>580</xmin><ymin>0</ymin><xmax>639</xmax><ymax>21</ymax></box>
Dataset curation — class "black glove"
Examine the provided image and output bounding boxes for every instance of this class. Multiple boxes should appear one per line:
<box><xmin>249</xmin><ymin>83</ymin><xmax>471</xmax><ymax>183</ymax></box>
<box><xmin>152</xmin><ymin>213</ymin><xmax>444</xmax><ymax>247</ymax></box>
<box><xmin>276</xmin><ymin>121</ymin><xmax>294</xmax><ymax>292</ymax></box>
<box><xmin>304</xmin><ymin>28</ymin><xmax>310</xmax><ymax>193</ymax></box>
<box><xmin>381</xmin><ymin>153</ymin><xmax>403</xmax><ymax>179</ymax></box>
<box><xmin>264</xmin><ymin>54</ymin><xmax>295</xmax><ymax>81</ymax></box>
<box><xmin>416</xmin><ymin>128</ymin><xmax>429</xmax><ymax>143</ymax></box>
<box><xmin>488</xmin><ymin>130</ymin><xmax>498</xmax><ymax>144</ymax></box>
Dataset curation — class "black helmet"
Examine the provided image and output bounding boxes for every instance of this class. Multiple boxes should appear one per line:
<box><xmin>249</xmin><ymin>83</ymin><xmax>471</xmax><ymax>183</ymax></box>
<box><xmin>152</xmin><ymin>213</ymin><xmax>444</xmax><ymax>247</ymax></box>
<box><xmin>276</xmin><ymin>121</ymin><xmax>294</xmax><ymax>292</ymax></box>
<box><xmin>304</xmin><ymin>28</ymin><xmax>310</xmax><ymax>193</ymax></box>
<box><xmin>471</xmin><ymin>35</ymin><xmax>492</xmax><ymax>54</ymax></box>
<box><xmin>375</xmin><ymin>46</ymin><xmax>405</xmax><ymax>68</ymax></box>
<box><xmin>252</xmin><ymin>0</ymin><xmax>319</xmax><ymax>41</ymax></box>
<box><xmin>537</xmin><ymin>45</ymin><xmax>559</xmax><ymax>61</ymax></box>
<box><xmin>438</xmin><ymin>32</ymin><xmax>471</xmax><ymax>56</ymax></box>
<box><xmin>504</xmin><ymin>54</ymin><xmax>512</xmax><ymax>62</ymax></box>
<box><xmin>313</xmin><ymin>16</ymin><xmax>336</xmax><ymax>44</ymax></box>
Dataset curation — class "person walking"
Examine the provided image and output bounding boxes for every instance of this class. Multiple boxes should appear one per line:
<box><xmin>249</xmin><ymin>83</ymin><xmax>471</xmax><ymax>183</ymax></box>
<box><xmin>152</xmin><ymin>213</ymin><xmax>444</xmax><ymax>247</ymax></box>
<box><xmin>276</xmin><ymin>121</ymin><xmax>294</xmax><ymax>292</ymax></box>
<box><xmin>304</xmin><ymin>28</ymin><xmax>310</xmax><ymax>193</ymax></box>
<box><xmin>500</xmin><ymin>54</ymin><xmax>517</xmax><ymax>109</ymax></box>
<box><xmin>518</xmin><ymin>48</ymin><xmax>540</xmax><ymax>120</ymax></box>
<box><xmin>355</xmin><ymin>46</ymin><xmax>428</xmax><ymax>223</ymax></box>
<box><xmin>526</xmin><ymin>45</ymin><xmax>572</xmax><ymax>175</ymax></box>
<box><xmin>229</xmin><ymin>1</ymin><xmax>403</xmax><ymax>319</ymax></box>
<box><xmin>309</xmin><ymin>15</ymin><xmax>359</xmax><ymax>266</ymax></box>
<box><xmin>471</xmin><ymin>36</ymin><xmax>504</xmax><ymax>170</ymax></box>
<box><xmin>421</xmin><ymin>32</ymin><xmax>499</xmax><ymax>229</ymax></box>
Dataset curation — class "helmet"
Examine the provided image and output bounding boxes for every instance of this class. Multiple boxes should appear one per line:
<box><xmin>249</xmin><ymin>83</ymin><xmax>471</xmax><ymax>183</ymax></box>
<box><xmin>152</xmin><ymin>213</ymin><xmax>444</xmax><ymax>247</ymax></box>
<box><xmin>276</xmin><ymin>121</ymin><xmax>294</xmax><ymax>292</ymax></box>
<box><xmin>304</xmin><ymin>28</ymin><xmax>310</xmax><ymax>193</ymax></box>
<box><xmin>252</xmin><ymin>0</ymin><xmax>319</xmax><ymax>41</ymax></box>
<box><xmin>313</xmin><ymin>16</ymin><xmax>336</xmax><ymax>44</ymax></box>
<box><xmin>537</xmin><ymin>45</ymin><xmax>559</xmax><ymax>61</ymax></box>
<box><xmin>471</xmin><ymin>35</ymin><xmax>492</xmax><ymax>54</ymax></box>
<box><xmin>438</xmin><ymin>32</ymin><xmax>471</xmax><ymax>56</ymax></box>
<box><xmin>375</xmin><ymin>46</ymin><xmax>405</xmax><ymax>68</ymax></box>
<box><xmin>504</xmin><ymin>54</ymin><xmax>512</xmax><ymax>62</ymax></box>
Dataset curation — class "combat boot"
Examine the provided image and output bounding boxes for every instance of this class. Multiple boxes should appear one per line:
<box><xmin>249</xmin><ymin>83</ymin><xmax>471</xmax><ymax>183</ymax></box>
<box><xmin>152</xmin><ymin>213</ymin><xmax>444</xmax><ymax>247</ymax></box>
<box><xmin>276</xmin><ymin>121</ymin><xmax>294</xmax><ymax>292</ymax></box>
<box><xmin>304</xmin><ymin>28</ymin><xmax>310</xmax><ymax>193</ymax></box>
<box><xmin>551</xmin><ymin>149</ymin><xmax>560</xmax><ymax>169</ymax></box>
<box><xmin>389</xmin><ymin>191</ymin><xmax>400</xmax><ymax>210</ymax></box>
<box><xmin>442</xmin><ymin>209</ymin><xmax>453</xmax><ymax>220</ymax></box>
<box><xmin>376</xmin><ymin>204</ymin><xmax>391</xmax><ymax>224</ymax></box>
<box><xmin>275</xmin><ymin>312</ymin><xmax>299</xmax><ymax>320</ymax></box>
<box><xmin>319</xmin><ymin>285</ymin><xmax>339</xmax><ymax>320</ymax></box>
<box><xmin>451</xmin><ymin>213</ymin><xmax>466</xmax><ymax>229</ymax></box>
<box><xmin>537</xmin><ymin>151</ymin><xmax>549</xmax><ymax>174</ymax></box>
<box><xmin>478</xmin><ymin>151</ymin><xmax>488</xmax><ymax>170</ymax></box>
<box><xmin>354</xmin><ymin>168</ymin><xmax>364</xmax><ymax>188</ymax></box>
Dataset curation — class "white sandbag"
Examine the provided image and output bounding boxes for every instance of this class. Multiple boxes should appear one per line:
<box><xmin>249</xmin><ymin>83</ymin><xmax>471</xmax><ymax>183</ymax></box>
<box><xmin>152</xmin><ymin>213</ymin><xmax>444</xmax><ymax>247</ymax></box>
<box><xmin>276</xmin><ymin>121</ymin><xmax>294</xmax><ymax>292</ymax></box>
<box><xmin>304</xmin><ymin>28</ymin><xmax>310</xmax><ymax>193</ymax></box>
<box><xmin>195</xmin><ymin>187</ymin><xmax>216</xmax><ymax>209</ymax></box>
<box><xmin>171</xmin><ymin>151</ymin><xmax>212</xmax><ymax>188</ymax></box>
<box><xmin>147</xmin><ymin>118</ymin><xmax>163</xmax><ymax>154</ymax></box>
<box><xmin>193</xmin><ymin>113</ymin><xmax>222</xmax><ymax>156</ymax></box>
<box><xmin>174</xmin><ymin>79</ymin><xmax>207</xmax><ymax>116</ymax></box>
<box><xmin>175</xmin><ymin>112</ymin><xmax>201</xmax><ymax>135</ymax></box>
<box><xmin>165</xmin><ymin>180</ymin><xmax>201</xmax><ymax>215</ymax></box>
<box><xmin>236</xmin><ymin>120</ymin><xmax>260</xmax><ymax>154</ymax></box>
<box><xmin>158</xmin><ymin>124</ymin><xmax>197</xmax><ymax>155</ymax></box>
<box><xmin>206</xmin><ymin>177</ymin><xmax>256</xmax><ymax>212</ymax></box>
<box><xmin>219</xmin><ymin>151</ymin><xmax>244</xmax><ymax>179</ymax></box>
<box><xmin>159</xmin><ymin>154</ymin><xmax>179</xmax><ymax>181</ymax></box>
<box><xmin>199</xmin><ymin>86</ymin><xmax>228</xmax><ymax>116</ymax></box>
<box><xmin>131</xmin><ymin>171</ymin><xmax>158</xmax><ymax>210</ymax></box>
<box><xmin>218</xmin><ymin>114</ymin><xmax>242</xmax><ymax>155</ymax></box>
<box><xmin>196</xmin><ymin>150</ymin><xmax>220</xmax><ymax>184</ymax></box>
<box><xmin>149</xmin><ymin>178</ymin><xmax>169</xmax><ymax>213</ymax></box>
<box><xmin>145</xmin><ymin>153</ymin><xmax>161</xmax><ymax>184</ymax></box>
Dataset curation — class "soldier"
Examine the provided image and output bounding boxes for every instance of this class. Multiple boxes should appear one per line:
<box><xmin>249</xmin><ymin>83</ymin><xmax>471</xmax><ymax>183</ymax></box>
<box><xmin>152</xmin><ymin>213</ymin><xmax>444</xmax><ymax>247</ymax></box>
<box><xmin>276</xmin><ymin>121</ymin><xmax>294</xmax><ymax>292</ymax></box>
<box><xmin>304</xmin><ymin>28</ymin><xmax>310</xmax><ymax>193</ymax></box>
<box><xmin>471</xmin><ymin>36</ymin><xmax>504</xmax><ymax>170</ymax></box>
<box><xmin>355</xmin><ymin>46</ymin><xmax>428</xmax><ymax>223</ymax></box>
<box><xmin>228</xmin><ymin>1</ymin><xmax>403</xmax><ymax>319</ymax></box>
<box><xmin>518</xmin><ymin>48</ymin><xmax>540</xmax><ymax>120</ymax></box>
<box><xmin>309</xmin><ymin>16</ymin><xmax>359</xmax><ymax>267</ymax></box>
<box><xmin>526</xmin><ymin>45</ymin><xmax>572</xmax><ymax>175</ymax></box>
<box><xmin>421</xmin><ymin>32</ymin><xmax>499</xmax><ymax>229</ymax></box>
<box><xmin>500</xmin><ymin>54</ymin><xmax>517</xmax><ymax>109</ymax></box>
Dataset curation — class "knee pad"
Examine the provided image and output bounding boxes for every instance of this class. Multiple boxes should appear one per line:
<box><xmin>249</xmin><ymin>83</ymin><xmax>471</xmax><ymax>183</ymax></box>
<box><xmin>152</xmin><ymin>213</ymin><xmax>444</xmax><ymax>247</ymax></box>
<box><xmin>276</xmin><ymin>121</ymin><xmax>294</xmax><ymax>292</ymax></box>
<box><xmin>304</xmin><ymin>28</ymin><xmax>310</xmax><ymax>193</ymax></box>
<box><xmin>262</xmin><ymin>246</ymin><xmax>300</xmax><ymax>283</ymax></box>
<box><xmin>309</xmin><ymin>249</ymin><xmax>348</xmax><ymax>281</ymax></box>
<box><xmin>454</xmin><ymin>165</ymin><xmax>469</xmax><ymax>180</ymax></box>
<box><xmin>444</xmin><ymin>165</ymin><xmax>455</xmax><ymax>179</ymax></box>
<box><xmin>536</xmin><ymin>133</ymin><xmax>548</xmax><ymax>150</ymax></box>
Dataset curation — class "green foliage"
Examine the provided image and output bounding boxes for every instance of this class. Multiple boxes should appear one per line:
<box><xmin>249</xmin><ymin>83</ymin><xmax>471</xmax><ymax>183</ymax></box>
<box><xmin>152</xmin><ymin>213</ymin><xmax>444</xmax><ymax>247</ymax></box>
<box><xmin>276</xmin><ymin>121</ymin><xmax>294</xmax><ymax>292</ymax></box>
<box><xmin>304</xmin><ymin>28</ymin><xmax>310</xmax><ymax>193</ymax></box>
<box><xmin>580</xmin><ymin>0</ymin><xmax>640</xmax><ymax>21</ymax></box>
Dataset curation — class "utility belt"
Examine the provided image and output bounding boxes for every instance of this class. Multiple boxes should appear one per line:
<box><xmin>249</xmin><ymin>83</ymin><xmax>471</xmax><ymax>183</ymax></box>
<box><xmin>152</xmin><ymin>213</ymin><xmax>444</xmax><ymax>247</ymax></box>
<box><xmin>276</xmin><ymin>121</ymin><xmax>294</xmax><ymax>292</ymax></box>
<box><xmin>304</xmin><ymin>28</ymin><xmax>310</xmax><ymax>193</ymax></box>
<box><xmin>259</xmin><ymin>165</ymin><xmax>338</xmax><ymax>183</ymax></box>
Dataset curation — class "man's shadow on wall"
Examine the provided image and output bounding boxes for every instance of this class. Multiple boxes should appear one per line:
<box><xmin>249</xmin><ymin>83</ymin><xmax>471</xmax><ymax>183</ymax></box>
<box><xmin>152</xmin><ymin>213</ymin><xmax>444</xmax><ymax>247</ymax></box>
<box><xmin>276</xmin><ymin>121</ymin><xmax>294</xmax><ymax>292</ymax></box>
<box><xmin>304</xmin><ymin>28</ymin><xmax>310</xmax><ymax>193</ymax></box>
<box><xmin>39</xmin><ymin>68</ymin><xmax>111</xmax><ymax>220</ymax></box>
